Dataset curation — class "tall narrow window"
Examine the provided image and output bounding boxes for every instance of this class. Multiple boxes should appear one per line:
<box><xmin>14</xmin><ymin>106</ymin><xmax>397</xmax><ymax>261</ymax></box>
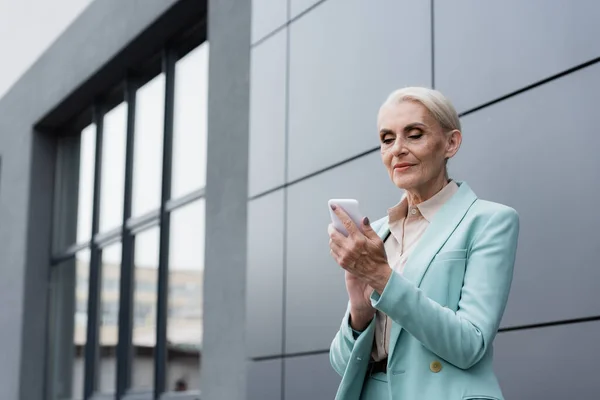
<box><xmin>76</xmin><ymin>124</ymin><xmax>96</xmax><ymax>244</ymax></box>
<box><xmin>171</xmin><ymin>43</ymin><xmax>209</xmax><ymax>198</ymax></box>
<box><xmin>73</xmin><ymin>250</ymin><xmax>91</xmax><ymax>398</ymax></box>
<box><xmin>99</xmin><ymin>104</ymin><xmax>128</xmax><ymax>233</ymax></box>
<box><xmin>167</xmin><ymin>199</ymin><xmax>205</xmax><ymax>390</ymax></box>
<box><xmin>131</xmin><ymin>227</ymin><xmax>160</xmax><ymax>390</ymax></box>
<box><xmin>133</xmin><ymin>74</ymin><xmax>165</xmax><ymax>217</ymax></box>
<box><xmin>98</xmin><ymin>242</ymin><xmax>122</xmax><ymax>393</ymax></box>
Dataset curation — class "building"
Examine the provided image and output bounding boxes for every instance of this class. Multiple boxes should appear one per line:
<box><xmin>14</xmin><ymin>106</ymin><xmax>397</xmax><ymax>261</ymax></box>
<box><xmin>0</xmin><ymin>0</ymin><xmax>599</xmax><ymax>399</ymax></box>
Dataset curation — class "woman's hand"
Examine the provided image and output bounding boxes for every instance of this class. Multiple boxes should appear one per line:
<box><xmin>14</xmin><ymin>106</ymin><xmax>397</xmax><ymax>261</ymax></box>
<box><xmin>343</xmin><ymin>270</ymin><xmax>376</xmax><ymax>331</ymax></box>
<box><xmin>328</xmin><ymin>205</ymin><xmax>392</xmax><ymax>328</ymax></box>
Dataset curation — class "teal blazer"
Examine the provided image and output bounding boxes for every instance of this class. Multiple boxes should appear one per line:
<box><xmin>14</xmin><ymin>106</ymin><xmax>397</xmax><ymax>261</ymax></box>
<box><xmin>330</xmin><ymin>182</ymin><xmax>520</xmax><ymax>400</ymax></box>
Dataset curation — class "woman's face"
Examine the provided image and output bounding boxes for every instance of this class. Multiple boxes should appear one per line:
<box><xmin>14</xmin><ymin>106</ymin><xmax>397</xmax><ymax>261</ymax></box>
<box><xmin>378</xmin><ymin>101</ymin><xmax>461</xmax><ymax>191</ymax></box>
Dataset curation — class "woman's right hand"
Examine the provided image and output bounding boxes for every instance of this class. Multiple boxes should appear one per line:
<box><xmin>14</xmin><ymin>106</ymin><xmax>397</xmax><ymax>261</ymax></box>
<box><xmin>345</xmin><ymin>270</ymin><xmax>376</xmax><ymax>331</ymax></box>
<box><xmin>328</xmin><ymin>222</ymin><xmax>376</xmax><ymax>331</ymax></box>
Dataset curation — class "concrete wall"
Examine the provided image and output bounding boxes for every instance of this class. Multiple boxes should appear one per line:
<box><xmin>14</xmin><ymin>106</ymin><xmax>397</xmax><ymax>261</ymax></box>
<box><xmin>247</xmin><ymin>0</ymin><xmax>600</xmax><ymax>398</ymax></box>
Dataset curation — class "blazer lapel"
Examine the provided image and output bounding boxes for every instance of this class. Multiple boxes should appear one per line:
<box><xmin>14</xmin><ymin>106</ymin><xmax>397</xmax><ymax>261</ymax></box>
<box><xmin>402</xmin><ymin>181</ymin><xmax>477</xmax><ymax>287</ymax></box>
<box><xmin>381</xmin><ymin>182</ymin><xmax>477</xmax><ymax>360</ymax></box>
<box><xmin>375</xmin><ymin>218</ymin><xmax>391</xmax><ymax>242</ymax></box>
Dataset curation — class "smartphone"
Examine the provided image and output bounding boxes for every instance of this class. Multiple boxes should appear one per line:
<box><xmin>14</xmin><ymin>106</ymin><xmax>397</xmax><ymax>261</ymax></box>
<box><xmin>328</xmin><ymin>198</ymin><xmax>364</xmax><ymax>236</ymax></box>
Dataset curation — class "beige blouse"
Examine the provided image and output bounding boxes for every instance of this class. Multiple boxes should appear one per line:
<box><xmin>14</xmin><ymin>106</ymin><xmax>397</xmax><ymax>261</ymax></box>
<box><xmin>370</xmin><ymin>180</ymin><xmax>459</xmax><ymax>362</ymax></box>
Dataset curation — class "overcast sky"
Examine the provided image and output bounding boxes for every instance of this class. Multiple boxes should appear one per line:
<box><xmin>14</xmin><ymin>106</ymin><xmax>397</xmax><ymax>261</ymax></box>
<box><xmin>0</xmin><ymin>0</ymin><xmax>92</xmax><ymax>98</ymax></box>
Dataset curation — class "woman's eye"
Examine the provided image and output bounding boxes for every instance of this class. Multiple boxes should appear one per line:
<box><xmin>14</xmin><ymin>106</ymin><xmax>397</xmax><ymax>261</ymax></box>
<box><xmin>382</xmin><ymin>138</ymin><xmax>394</xmax><ymax>144</ymax></box>
<box><xmin>408</xmin><ymin>133</ymin><xmax>423</xmax><ymax>139</ymax></box>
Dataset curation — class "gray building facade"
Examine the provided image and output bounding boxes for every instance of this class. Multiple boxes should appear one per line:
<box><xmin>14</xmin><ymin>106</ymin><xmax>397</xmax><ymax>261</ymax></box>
<box><xmin>0</xmin><ymin>0</ymin><xmax>599</xmax><ymax>399</ymax></box>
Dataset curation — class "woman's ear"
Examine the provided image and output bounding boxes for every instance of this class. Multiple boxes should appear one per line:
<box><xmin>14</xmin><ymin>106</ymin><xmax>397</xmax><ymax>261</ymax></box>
<box><xmin>445</xmin><ymin>129</ymin><xmax>462</xmax><ymax>159</ymax></box>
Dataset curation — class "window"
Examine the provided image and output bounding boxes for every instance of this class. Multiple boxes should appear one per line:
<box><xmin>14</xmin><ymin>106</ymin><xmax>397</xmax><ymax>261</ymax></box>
<box><xmin>48</xmin><ymin>36</ymin><xmax>208</xmax><ymax>400</ymax></box>
<box><xmin>76</xmin><ymin>125</ymin><xmax>96</xmax><ymax>244</ymax></box>
<box><xmin>132</xmin><ymin>226</ymin><xmax>160</xmax><ymax>390</ymax></box>
<box><xmin>133</xmin><ymin>75</ymin><xmax>165</xmax><ymax>217</ymax></box>
<box><xmin>167</xmin><ymin>199</ymin><xmax>205</xmax><ymax>388</ymax></box>
<box><xmin>172</xmin><ymin>43</ymin><xmax>209</xmax><ymax>198</ymax></box>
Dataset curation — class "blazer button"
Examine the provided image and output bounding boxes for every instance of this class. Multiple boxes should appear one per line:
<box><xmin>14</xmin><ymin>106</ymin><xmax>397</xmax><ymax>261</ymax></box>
<box><xmin>430</xmin><ymin>360</ymin><xmax>442</xmax><ymax>373</ymax></box>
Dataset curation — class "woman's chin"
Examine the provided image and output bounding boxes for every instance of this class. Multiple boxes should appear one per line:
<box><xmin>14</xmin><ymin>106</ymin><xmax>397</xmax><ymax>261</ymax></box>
<box><xmin>392</xmin><ymin>174</ymin><xmax>418</xmax><ymax>190</ymax></box>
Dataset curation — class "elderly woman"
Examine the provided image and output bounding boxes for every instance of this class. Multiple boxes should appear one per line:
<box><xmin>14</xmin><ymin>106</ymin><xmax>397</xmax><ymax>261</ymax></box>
<box><xmin>328</xmin><ymin>87</ymin><xmax>519</xmax><ymax>400</ymax></box>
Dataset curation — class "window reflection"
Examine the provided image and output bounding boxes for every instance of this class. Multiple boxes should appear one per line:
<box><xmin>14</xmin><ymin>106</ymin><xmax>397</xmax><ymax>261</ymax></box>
<box><xmin>99</xmin><ymin>243</ymin><xmax>122</xmax><ymax>393</ymax></box>
<box><xmin>167</xmin><ymin>199</ymin><xmax>205</xmax><ymax>389</ymax></box>
<box><xmin>132</xmin><ymin>227</ymin><xmax>160</xmax><ymax>389</ymax></box>
<box><xmin>171</xmin><ymin>43</ymin><xmax>209</xmax><ymax>199</ymax></box>
<box><xmin>76</xmin><ymin>125</ymin><xmax>96</xmax><ymax>244</ymax></box>
<box><xmin>99</xmin><ymin>104</ymin><xmax>127</xmax><ymax>232</ymax></box>
<box><xmin>74</xmin><ymin>251</ymin><xmax>90</xmax><ymax>350</ymax></box>
<box><xmin>133</xmin><ymin>75</ymin><xmax>165</xmax><ymax>217</ymax></box>
<box><xmin>68</xmin><ymin>250</ymin><xmax>90</xmax><ymax>400</ymax></box>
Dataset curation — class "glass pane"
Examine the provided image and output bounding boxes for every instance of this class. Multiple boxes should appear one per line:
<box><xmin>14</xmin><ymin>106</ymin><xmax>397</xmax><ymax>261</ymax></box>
<box><xmin>47</xmin><ymin>250</ymin><xmax>90</xmax><ymax>400</ymax></box>
<box><xmin>99</xmin><ymin>104</ymin><xmax>127</xmax><ymax>232</ymax></box>
<box><xmin>133</xmin><ymin>74</ymin><xmax>165</xmax><ymax>217</ymax></box>
<box><xmin>167</xmin><ymin>199</ymin><xmax>205</xmax><ymax>390</ymax></box>
<box><xmin>73</xmin><ymin>250</ymin><xmax>90</xmax><ymax>399</ymax></box>
<box><xmin>76</xmin><ymin>125</ymin><xmax>96</xmax><ymax>243</ymax></box>
<box><xmin>99</xmin><ymin>243</ymin><xmax>122</xmax><ymax>393</ymax></box>
<box><xmin>132</xmin><ymin>227</ymin><xmax>160</xmax><ymax>389</ymax></box>
<box><xmin>171</xmin><ymin>43</ymin><xmax>209</xmax><ymax>199</ymax></box>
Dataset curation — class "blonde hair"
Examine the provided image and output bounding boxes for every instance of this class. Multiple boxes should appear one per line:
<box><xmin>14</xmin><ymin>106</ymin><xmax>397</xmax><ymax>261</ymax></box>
<box><xmin>382</xmin><ymin>87</ymin><xmax>461</xmax><ymax>132</ymax></box>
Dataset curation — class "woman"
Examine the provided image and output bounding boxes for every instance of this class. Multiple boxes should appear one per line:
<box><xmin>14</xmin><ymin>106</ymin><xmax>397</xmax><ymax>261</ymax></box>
<box><xmin>328</xmin><ymin>87</ymin><xmax>519</xmax><ymax>400</ymax></box>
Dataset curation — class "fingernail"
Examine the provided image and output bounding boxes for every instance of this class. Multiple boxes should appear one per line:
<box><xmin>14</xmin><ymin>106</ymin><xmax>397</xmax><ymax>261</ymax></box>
<box><xmin>330</xmin><ymin>204</ymin><xmax>337</xmax><ymax>210</ymax></box>
<box><xmin>363</xmin><ymin>217</ymin><xmax>370</xmax><ymax>225</ymax></box>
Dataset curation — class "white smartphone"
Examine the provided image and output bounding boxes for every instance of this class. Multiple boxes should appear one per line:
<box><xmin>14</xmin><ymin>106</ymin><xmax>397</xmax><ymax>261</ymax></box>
<box><xmin>328</xmin><ymin>198</ymin><xmax>364</xmax><ymax>236</ymax></box>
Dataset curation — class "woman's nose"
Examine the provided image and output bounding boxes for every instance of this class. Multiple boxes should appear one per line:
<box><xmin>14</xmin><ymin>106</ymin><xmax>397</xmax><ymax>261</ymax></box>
<box><xmin>391</xmin><ymin>138</ymin><xmax>407</xmax><ymax>157</ymax></box>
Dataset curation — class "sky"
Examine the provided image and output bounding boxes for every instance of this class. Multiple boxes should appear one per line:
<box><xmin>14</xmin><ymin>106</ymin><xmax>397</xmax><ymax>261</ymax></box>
<box><xmin>0</xmin><ymin>0</ymin><xmax>92</xmax><ymax>98</ymax></box>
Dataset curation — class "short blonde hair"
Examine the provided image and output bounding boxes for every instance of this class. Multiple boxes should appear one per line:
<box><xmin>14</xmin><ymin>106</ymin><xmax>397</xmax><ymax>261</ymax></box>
<box><xmin>382</xmin><ymin>87</ymin><xmax>461</xmax><ymax>132</ymax></box>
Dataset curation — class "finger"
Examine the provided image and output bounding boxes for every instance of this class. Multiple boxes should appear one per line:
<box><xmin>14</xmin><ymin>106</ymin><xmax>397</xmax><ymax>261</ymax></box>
<box><xmin>328</xmin><ymin>223</ymin><xmax>346</xmax><ymax>243</ymax></box>
<box><xmin>330</xmin><ymin>204</ymin><xmax>360</xmax><ymax>236</ymax></box>
<box><xmin>329</xmin><ymin>241</ymin><xmax>343</xmax><ymax>261</ymax></box>
<box><xmin>330</xmin><ymin>239</ymin><xmax>342</xmax><ymax>254</ymax></box>
<box><xmin>360</xmin><ymin>216</ymin><xmax>379</xmax><ymax>239</ymax></box>
<box><xmin>327</xmin><ymin>223</ymin><xmax>337</xmax><ymax>237</ymax></box>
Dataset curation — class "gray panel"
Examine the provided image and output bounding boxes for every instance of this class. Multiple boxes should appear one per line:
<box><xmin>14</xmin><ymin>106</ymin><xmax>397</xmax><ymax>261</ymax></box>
<box><xmin>246</xmin><ymin>191</ymin><xmax>284</xmax><ymax>358</ymax></box>
<box><xmin>289</xmin><ymin>0</ymin><xmax>320</xmax><ymax>19</ymax></box>
<box><xmin>436</xmin><ymin>0</ymin><xmax>600</xmax><ymax>112</ymax></box>
<box><xmin>202</xmin><ymin>0</ymin><xmax>251</xmax><ymax>399</ymax></box>
<box><xmin>288</xmin><ymin>0</ymin><xmax>431</xmax><ymax>182</ymax></box>
<box><xmin>252</xmin><ymin>0</ymin><xmax>287</xmax><ymax>43</ymax></box>
<box><xmin>284</xmin><ymin>353</ymin><xmax>340</xmax><ymax>400</ymax></box>
<box><xmin>452</xmin><ymin>63</ymin><xmax>600</xmax><ymax>328</ymax></box>
<box><xmin>249</xmin><ymin>30</ymin><xmax>287</xmax><ymax>197</ymax></box>
<box><xmin>247</xmin><ymin>359</ymin><xmax>282</xmax><ymax>400</ymax></box>
<box><xmin>286</xmin><ymin>152</ymin><xmax>401</xmax><ymax>353</ymax></box>
<box><xmin>494</xmin><ymin>321</ymin><xmax>600</xmax><ymax>399</ymax></box>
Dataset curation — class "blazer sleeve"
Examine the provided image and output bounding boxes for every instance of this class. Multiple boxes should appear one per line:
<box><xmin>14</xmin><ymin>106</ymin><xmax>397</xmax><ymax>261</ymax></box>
<box><xmin>370</xmin><ymin>208</ymin><xmax>520</xmax><ymax>369</ymax></box>
<box><xmin>329</xmin><ymin>303</ymin><xmax>376</xmax><ymax>376</ymax></box>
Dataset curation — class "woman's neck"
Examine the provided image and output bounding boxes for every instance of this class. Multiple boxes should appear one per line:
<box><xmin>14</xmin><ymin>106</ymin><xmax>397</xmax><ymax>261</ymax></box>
<box><xmin>405</xmin><ymin>174</ymin><xmax>449</xmax><ymax>207</ymax></box>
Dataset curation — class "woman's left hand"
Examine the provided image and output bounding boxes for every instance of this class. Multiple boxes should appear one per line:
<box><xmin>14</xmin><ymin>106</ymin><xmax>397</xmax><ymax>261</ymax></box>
<box><xmin>328</xmin><ymin>205</ymin><xmax>392</xmax><ymax>294</ymax></box>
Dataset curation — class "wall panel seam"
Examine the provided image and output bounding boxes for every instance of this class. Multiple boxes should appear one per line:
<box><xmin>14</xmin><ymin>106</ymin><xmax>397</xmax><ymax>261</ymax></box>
<box><xmin>251</xmin><ymin>0</ymin><xmax>329</xmax><ymax>48</ymax></box>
